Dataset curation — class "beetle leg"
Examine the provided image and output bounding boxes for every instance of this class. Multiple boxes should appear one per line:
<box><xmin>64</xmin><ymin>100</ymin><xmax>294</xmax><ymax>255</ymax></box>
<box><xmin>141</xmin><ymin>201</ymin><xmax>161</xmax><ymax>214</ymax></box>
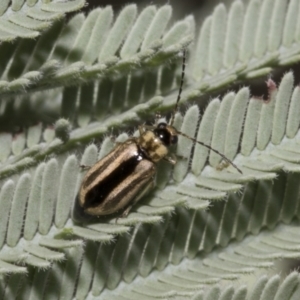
<box><xmin>139</xmin><ymin>125</ymin><xmax>156</xmax><ymax>136</ymax></box>
<box><xmin>118</xmin><ymin>204</ymin><xmax>133</xmax><ymax>219</ymax></box>
<box><xmin>114</xmin><ymin>203</ymin><xmax>133</xmax><ymax>224</ymax></box>
<box><xmin>138</xmin><ymin>125</ymin><xmax>146</xmax><ymax>136</ymax></box>
<box><xmin>163</xmin><ymin>153</ymin><xmax>177</xmax><ymax>165</ymax></box>
<box><xmin>80</xmin><ymin>164</ymin><xmax>91</xmax><ymax>170</ymax></box>
<box><xmin>144</xmin><ymin>125</ymin><xmax>156</xmax><ymax>130</ymax></box>
<box><xmin>155</xmin><ymin>112</ymin><xmax>162</xmax><ymax>125</ymax></box>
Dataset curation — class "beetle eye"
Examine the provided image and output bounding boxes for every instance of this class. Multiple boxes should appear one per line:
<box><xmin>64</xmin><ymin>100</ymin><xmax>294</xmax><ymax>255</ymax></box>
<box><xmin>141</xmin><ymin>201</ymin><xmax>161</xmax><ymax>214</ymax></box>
<box><xmin>157</xmin><ymin>122</ymin><xmax>167</xmax><ymax>129</ymax></box>
<box><xmin>170</xmin><ymin>135</ymin><xmax>178</xmax><ymax>145</ymax></box>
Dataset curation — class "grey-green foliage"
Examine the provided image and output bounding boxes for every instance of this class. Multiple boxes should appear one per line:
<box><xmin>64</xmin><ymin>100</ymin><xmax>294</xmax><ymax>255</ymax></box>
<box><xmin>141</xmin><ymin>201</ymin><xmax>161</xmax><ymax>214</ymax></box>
<box><xmin>0</xmin><ymin>0</ymin><xmax>85</xmax><ymax>41</ymax></box>
<box><xmin>1</xmin><ymin>0</ymin><xmax>300</xmax><ymax>299</ymax></box>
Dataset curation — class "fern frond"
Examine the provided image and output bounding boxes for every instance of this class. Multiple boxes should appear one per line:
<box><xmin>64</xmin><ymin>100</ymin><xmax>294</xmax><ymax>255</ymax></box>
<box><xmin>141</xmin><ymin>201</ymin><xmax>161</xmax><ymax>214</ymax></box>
<box><xmin>0</xmin><ymin>4</ymin><xmax>194</xmax><ymax>98</ymax></box>
<box><xmin>3</xmin><ymin>203</ymin><xmax>300</xmax><ymax>298</ymax></box>
<box><xmin>1</xmin><ymin>71</ymin><xmax>299</xmax><ymax>183</ymax></box>
<box><xmin>1</xmin><ymin>68</ymin><xmax>300</xmax><ymax>291</ymax></box>
<box><xmin>0</xmin><ymin>0</ymin><xmax>85</xmax><ymax>41</ymax></box>
<box><xmin>1</xmin><ymin>0</ymin><xmax>300</xmax><ymax>298</ymax></box>
<box><xmin>160</xmin><ymin>0</ymin><xmax>300</xmax><ymax>111</ymax></box>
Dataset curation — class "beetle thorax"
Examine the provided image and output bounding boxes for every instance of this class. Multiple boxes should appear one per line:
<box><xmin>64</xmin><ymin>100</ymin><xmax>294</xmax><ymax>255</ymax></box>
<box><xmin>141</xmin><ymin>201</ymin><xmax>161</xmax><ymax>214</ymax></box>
<box><xmin>138</xmin><ymin>131</ymin><xmax>168</xmax><ymax>163</ymax></box>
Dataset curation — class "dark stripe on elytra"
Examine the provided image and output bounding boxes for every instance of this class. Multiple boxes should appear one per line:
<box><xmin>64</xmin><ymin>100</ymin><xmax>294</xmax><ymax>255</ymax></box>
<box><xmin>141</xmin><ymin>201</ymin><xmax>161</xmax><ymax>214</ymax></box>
<box><xmin>83</xmin><ymin>146</ymin><xmax>123</xmax><ymax>188</ymax></box>
<box><xmin>83</xmin><ymin>152</ymin><xmax>140</xmax><ymax>209</ymax></box>
<box><xmin>105</xmin><ymin>165</ymin><xmax>153</xmax><ymax>209</ymax></box>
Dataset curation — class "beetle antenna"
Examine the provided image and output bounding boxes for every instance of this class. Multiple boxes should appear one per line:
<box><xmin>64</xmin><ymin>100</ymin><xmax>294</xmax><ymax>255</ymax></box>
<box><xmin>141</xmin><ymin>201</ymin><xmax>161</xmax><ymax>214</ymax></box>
<box><xmin>169</xmin><ymin>49</ymin><xmax>186</xmax><ymax>126</ymax></box>
<box><xmin>176</xmin><ymin>130</ymin><xmax>243</xmax><ymax>174</ymax></box>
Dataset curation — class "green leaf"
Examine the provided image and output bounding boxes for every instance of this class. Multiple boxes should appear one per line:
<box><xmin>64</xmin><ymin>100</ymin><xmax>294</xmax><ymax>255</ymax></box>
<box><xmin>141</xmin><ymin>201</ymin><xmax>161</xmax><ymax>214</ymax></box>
<box><xmin>0</xmin><ymin>0</ymin><xmax>85</xmax><ymax>42</ymax></box>
<box><xmin>1</xmin><ymin>0</ymin><xmax>300</xmax><ymax>299</ymax></box>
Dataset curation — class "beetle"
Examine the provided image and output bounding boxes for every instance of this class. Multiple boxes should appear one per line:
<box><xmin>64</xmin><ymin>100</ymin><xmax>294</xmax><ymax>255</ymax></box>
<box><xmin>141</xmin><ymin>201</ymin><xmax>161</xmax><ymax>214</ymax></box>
<box><xmin>78</xmin><ymin>49</ymin><xmax>242</xmax><ymax>218</ymax></box>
